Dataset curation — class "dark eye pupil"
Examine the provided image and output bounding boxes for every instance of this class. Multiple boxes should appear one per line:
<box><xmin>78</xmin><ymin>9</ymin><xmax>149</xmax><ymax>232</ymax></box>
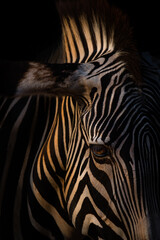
<box><xmin>91</xmin><ymin>145</ymin><xmax>110</xmax><ymax>157</ymax></box>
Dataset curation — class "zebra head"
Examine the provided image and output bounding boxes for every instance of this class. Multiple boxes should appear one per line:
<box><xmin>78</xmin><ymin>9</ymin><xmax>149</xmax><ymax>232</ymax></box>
<box><xmin>0</xmin><ymin>0</ymin><xmax>160</xmax><ymax>239</ymax></box>
<box><xmin>63</xmin><ymin>53</ymin><xmax>160</xmax><ymax>240</ymax></box>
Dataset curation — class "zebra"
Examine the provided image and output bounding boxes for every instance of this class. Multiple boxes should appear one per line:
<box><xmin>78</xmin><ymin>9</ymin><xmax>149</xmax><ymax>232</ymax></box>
<box><xmin>0</xmin><ymin>0</ymin><xmax>160</xmax><ymax>239</ymax></box>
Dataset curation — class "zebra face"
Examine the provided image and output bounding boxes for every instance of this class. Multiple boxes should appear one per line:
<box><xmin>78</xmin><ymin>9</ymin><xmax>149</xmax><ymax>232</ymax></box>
<box><xmin>0</xmin><ymin>53</ymin><xmax>159</xmax><ymax>239</ymax></box>
<box><xmin>64</xmin><ymin>57</ymin><xmax>160</xmax><ymax>239</ymax></box>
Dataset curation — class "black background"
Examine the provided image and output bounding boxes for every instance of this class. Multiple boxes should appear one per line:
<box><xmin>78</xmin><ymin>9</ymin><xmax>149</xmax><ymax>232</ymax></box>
<box><xmin>0</xmin><ymin>0</ymin><xmax>159</xmax><ymax>61</ymax></box>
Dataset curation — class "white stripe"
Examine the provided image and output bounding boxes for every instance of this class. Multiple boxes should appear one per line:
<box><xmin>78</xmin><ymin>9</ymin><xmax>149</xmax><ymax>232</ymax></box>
<box><xmin>30</xmin><ymin>180</ymin><xmax>74</xmax><ymax>239</ymax></box>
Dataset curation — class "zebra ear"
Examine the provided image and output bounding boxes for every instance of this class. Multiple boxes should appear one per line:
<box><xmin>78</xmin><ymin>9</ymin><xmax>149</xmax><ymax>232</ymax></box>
<box><xmin>0</xmin><ymin>60</ymin><xmax>98</xmax><ymax>102</ymax></box>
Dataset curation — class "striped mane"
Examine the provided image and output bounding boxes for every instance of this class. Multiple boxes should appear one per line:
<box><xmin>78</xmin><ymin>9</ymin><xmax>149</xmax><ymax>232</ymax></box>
<box><xmin>57</xmin><ymin>0</ymin><xmax>115</xmax><ymax>63</ymax></box>
<box><xmin>50</xmin><ymin>0</ymin><xmax>141</xmax><ymax>81</ymax></box>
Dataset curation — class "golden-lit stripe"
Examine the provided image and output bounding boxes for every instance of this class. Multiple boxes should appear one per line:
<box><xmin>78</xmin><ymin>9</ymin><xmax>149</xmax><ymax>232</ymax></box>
<box><xmin>42</xmin><ymin>155</ymin><xmax>64</xmax><ymax>208</ymax></box>
<box><xmin>61</xmin><ymin>97</ymin><xmax>67</xmax><ymax>157</ymax></box>
<box><xmin>62</xmin><ymin>17</ymin><xmax>77</xmax><ymax>63</ymax></box>
<box><xmin>80</xmin><ymin>15</ymin><xmax>94</xmax><ymax>62</ymax></box>
<box><xmin>31</xmin><ymin>180</ymin><xmax>75</xmax><ymax>239</ymax></box>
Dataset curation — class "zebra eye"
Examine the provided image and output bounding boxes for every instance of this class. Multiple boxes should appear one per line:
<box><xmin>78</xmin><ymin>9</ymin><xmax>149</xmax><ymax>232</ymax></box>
<box><xmin>91</xmin><ymin>144</ymin><xmax>111</xmax><ymax>158</ymax></box>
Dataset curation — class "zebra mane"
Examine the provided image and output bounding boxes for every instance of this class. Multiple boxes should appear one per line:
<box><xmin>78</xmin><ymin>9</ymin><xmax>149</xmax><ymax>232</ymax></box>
<box><xmin>58</xmin><ymin>0</ymin><xmax>114</xmax><ymax>62</ymax></box>
<box><xmin>50</xmin><ymin>0</ymin><xmax>141</xmax><ymax>82</ymax></box>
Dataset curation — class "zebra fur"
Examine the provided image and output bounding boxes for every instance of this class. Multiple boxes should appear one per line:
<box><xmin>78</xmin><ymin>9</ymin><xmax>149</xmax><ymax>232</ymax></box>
<box><xmin>0</xmin><ymin>0</ymin><xmax>160</xmax><ymax>239</ymax></box>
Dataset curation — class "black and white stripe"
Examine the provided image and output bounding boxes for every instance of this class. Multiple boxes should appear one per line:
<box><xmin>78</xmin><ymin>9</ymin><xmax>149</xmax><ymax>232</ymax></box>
<box><xmin>0</xmin><ymin>96</ymin><xmax>58</xmax><ymax>239</ymax></box>
<box><xmin>0</xmin><ymin>0</ymin><xmax>160</xmax><ymax>239</ymax></box>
